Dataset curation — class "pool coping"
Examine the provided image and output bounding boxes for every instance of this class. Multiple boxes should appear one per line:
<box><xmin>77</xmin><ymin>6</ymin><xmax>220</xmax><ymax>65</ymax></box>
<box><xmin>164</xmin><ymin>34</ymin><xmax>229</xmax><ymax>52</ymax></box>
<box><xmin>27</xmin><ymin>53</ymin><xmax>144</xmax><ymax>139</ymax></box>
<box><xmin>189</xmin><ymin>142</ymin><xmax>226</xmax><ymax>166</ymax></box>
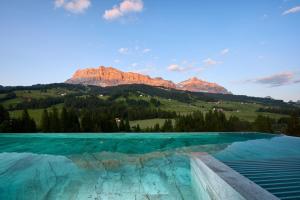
<box><xmin>190</xmin><ymin>152</ymin><xmax>279</xmax><ymax>200</ymax></box>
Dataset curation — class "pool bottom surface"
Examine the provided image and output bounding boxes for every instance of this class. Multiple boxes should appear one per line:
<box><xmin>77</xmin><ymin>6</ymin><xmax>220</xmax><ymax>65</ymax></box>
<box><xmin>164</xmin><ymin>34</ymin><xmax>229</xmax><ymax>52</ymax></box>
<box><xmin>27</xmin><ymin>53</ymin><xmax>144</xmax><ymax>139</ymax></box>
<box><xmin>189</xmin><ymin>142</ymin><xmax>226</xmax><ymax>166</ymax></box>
<box><xmin>0</xmin><ymin>133</ymin><xmax>300</xmax><ymax>200</ymax></box>
<box><xmin>0</xmin><ymin>151</ymin><xmax>196</xmax><ymax>200</ymax></box>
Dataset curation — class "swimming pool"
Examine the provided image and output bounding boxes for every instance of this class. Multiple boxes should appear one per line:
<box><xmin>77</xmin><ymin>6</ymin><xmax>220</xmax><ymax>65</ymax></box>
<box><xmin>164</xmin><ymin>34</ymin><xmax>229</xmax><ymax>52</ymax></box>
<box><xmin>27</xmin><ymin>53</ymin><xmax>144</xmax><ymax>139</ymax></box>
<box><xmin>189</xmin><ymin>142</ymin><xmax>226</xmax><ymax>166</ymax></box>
<box><xmin>0</xmin><ymin>133</ymin><xmax>299</xmax><ymax>200</ymax></box>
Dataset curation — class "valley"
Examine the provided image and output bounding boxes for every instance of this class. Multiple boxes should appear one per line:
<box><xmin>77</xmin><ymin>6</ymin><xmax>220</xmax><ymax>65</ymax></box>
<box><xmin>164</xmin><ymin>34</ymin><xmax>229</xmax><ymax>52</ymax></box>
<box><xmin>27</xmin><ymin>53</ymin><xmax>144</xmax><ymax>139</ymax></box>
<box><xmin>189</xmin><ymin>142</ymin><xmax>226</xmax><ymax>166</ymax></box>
<box><xmin>0</xmin><ymin>83</ymin><xmax>297</xmax><ymax>132</ymax></box>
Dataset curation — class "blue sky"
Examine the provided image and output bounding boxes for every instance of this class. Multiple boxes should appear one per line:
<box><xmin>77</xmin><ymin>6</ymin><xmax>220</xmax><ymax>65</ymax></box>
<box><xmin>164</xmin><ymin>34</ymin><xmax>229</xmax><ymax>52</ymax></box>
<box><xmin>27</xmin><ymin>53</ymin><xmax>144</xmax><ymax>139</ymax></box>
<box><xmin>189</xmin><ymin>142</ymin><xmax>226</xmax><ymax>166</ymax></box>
<box><xmin>0</xmin><ymin>0</ymin><xmax>299</xmax><ymax>101</ymax></box>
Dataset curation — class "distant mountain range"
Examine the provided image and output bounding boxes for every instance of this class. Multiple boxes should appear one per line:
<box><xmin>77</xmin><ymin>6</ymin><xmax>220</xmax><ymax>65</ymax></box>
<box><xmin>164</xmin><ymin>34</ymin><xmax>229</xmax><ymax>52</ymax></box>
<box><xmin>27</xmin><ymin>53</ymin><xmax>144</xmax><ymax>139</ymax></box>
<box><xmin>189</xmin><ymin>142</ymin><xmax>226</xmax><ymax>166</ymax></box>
<box><xmin>66</xmin><ymin>66</ymin><xmax>230</xmax><ymax>94</ymax></box>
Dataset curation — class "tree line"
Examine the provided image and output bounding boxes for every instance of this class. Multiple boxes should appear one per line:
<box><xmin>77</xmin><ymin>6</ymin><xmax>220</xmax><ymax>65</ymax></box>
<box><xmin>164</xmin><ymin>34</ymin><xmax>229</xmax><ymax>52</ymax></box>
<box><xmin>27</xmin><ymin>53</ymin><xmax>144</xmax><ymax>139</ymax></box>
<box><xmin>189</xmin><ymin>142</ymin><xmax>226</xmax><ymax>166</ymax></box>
<box><xmin>0</xmin><ymin>105</ymin><xmax>299</xmax><ymax>136</ymax></box>
<box><xmin>138</xmin><ymin>111</ymin><xmax>300</xmax><ymax>136</ymax></box>
<box><xmin>257</xmin><ymin>107</ymin><xmax>300</xmax><ymax>117</ymax></box>
<box><xmin>1</xmin><ymin>83</ymin><xmax>293</xmax><ymax>107</ymax></box>
<box><xmin>0</xmin><ymin>106</ymin><xmax>36</xmax><ymax>132</ymax></box>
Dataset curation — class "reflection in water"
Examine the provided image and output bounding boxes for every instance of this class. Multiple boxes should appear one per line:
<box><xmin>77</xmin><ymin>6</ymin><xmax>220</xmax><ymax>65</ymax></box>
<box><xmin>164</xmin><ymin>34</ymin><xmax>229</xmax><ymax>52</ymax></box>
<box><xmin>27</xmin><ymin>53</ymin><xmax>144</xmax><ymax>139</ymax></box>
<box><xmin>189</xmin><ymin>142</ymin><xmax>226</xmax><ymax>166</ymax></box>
<box><xmin>0</xmin><ymin>145</ymin><xmax>229</xmax><ymax>199</ymax></box>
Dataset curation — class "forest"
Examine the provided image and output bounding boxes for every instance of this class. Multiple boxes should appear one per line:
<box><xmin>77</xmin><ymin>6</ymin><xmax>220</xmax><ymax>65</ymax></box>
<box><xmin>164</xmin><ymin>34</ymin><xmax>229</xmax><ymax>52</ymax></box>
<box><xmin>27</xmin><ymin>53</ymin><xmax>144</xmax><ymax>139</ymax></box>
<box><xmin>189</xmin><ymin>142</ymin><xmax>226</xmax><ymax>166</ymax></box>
<box><xmin>1</xmin><ymin>104</ymin><xmax>299</xmax><ymax>136</ymax></box>
<box><xmin>0</xmin><ymin>84</ymin><xmax>300</xmax><ymax>136</ymax></box>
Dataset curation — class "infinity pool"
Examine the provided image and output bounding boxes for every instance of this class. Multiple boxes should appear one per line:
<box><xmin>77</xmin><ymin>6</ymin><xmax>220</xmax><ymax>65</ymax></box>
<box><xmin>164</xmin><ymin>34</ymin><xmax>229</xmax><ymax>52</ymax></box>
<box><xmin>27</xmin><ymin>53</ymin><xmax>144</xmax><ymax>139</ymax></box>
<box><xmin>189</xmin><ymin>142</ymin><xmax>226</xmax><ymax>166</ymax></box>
<box><xmin>0</xmin><ymin>133</ymin><xmax>299</xmax><ymax>200</ymax></box>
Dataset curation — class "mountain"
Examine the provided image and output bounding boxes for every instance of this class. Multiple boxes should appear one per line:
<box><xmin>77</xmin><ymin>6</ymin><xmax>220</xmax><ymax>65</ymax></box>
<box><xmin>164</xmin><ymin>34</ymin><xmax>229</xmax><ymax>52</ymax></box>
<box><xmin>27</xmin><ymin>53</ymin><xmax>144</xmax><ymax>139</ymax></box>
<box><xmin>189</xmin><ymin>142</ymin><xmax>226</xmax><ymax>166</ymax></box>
<box><xmin>177</xmin><ymin>77</ymin><xmax>229</xmax><ymax>94</ymax></box>
<box><xmin>66</xmin><ymin>66</ymin><xmax>229</xmax><ymax>94</ymax></box>
<box><xmin>66</xmin><ymin>66</ymin><xmax>176</xmax><ymax>88</ymax></box>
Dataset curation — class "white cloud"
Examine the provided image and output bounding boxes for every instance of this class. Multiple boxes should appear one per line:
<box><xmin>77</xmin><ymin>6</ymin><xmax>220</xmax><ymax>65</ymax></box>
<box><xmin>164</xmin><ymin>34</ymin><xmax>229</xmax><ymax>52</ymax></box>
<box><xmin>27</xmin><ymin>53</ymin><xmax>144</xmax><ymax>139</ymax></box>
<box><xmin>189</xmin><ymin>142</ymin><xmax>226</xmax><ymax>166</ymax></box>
<box><xmin>167</xmin><ymin>64</ymin><xmax>185</xmax><ymax>72</ymax></box>
<box><xmin>282</xmin><ymin>6</ymin><xmax>300</xmax><ymax>15</ymax></box>
<box><xmin>120</xmin><ymin>0</ymin><xmax>143</xmax><ymax>13</ymax></box>
<box><xmin>249</xmin><ymin>72</ymin><xmax>295</xmax><ymax>87</ymax></box>
<box><xmin>143</xmin><ymin>48</ymin><xmax>151</xmax><ymax>53</ymax></box>
<box><xmin>103</xmin><ymin>0</ymin><xmax>143</xmax><ymax>20</ymax></box>
<box><xmin>131</xmin><ymin>63</ymin><xmax>138</xmax><ymax>67</ymax></box>
<box><xmin>103</xmin><ymin>7</ymin><xmax>123</xmax><ymax>20</ymax></box>
<box><xmin>203</xmin><ymin>58</ymin><xmax>221</xmax><ymax>66</ymax></box>
<box><xmin>167</xmin><ymin>60</ymin><xmax>203</xmax><ymax>73</ymax></box>
<box><xmin>114</xmin><ymin>59</ymin><xmax>120</xmax><ymax>63</ymax></box>
<box><xmin>118</xmin><ymin>48</ymin><xmax>129</xmax><ymax>54</ymax></box>
<box><xmin>55</xmin><ymin>0</ymin><xmax>65</xmax><ymax>7</ymax></box>
<box><xmin>54</xmin><ymin>0</ymin><xmax>91</xmax><ymax>14</ymax></box>
<box><xmin>220</xmin><ymin>48</ymin><xmax>229</xmax><ymax>55</ymax></box>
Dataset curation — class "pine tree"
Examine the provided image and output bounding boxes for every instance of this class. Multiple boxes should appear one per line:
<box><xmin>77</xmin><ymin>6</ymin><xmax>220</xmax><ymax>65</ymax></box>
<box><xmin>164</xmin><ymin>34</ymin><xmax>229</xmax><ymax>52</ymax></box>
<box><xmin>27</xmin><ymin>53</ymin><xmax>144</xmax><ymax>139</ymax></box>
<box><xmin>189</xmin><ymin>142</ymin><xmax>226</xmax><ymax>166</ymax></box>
<box><xmin>20</xmin><ymin>109</ymin><xmax>36</xmax><ymax>132</ymax></box>
<box><xmin>153</xmin><ymin>123</ymin><xmax>160</xmax><ymax>132</ymax></box>
<box><xmin>81</xmin><ymin>111</ymin><xmax>94</xmax><ymax>132</ymax></box>
<box><xmin>41</xmin><ymin>109</ymin><xmax>50</xmax><ymax>132</ymax></box>
<box><xmin>0</xmin><ymin>105</ymin><xmax>9</xmax><ymax>124</ymax></box>
<box><xmin>0</xmin><ymin>120</ymin><xmax>12</xmax><ymax>132</ymax></box>
<box><xmin>136</xmin><ymin>124</ymin><xmax>141</xmax><ymax>132</ymax></box>
<box><xmin>193</xmin><ymin>111</ymin><xmax>205</xmax><ymax>131</ymax></box>
<box><xmin>60</xmin><ymin>107</ymin><xmax>68</xmax><ymax>132</ymax></box>
<box><xmin>227</xmin><ymin>116</ymin><xmax>240</xmax><ymax>131</ymax></box>
<box><xmin>205</xmin><ymin>111</ymin><xmax>218</xmax><ymax>131</ymax></box>
<box><xmin>287</xmin><ymin>114</ymin><xmax>300</xmax><ymax>136</ymax></box>
<box><xmin>68</xmin><ymin>109</ymin><xmax>80</xmax><ymax>132</ymax></box>
<box><xmin>162</xmin><ymin>119</ymin><xmax>173</xmax><ymax>132</ymax></box>
<box><xmin>253</xmin><ymin>115</ymin><xmax>274</xmax><ymax>133</ymax></box>
<box><xmin>133</xmin><ymin>124</ymin><xmax>141</xmax><ymax>132</ymax></box>
<box><xmin>216</xmin><ymin>111</ymin><xmax>227</xmax><ymax>131</ymax></box>
<box><xmin>125</xmin><ymin>118</ymin><xmax>131</xmax><ymax>132</ymax></box>
<box><xmin>49</xmin><ymin>107</ymin><xmax>60</xmax><ymax>132</ymax></box>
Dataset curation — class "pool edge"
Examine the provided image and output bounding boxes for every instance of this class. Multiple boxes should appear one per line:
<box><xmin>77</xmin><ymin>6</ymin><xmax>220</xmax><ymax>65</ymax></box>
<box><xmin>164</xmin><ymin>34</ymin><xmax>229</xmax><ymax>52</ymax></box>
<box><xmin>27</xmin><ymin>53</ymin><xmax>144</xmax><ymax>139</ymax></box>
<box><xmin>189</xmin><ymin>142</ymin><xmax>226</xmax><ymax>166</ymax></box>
<box><xmin>190</xmin><ymin>152</ymin><xmax>279</xmax><ymax>200</ymax></box>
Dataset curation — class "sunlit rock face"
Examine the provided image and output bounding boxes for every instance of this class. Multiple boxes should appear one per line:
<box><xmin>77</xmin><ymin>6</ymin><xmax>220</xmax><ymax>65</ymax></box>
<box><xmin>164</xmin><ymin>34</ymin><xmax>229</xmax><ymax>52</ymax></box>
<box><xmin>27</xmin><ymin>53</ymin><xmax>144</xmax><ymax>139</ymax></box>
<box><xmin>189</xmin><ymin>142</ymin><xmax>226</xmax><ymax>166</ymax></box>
<box><xmin>66</xmin><ymin>66</ymin><xmax>229</xmax><ymax>94</ymax></box>
<box><xmin>66</xmin><ymin>66</ymin><xmax>176</xmax><ymax>88</ymax></box>
<box><xmin>177</xmin><ymin>77</ymin><xmax>229</xmax><ymax>94</ymax></box>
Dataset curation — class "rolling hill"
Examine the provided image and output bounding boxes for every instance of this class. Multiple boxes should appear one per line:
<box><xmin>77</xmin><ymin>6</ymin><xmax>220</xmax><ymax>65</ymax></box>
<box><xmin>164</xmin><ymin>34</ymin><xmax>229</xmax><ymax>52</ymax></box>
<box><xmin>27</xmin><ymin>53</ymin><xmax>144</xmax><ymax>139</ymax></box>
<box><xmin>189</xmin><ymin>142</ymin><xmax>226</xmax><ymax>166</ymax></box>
<box><xmin>0</xmin><ymin>83</ymin><xmax>298</xmax><ymax>130</ymax></box>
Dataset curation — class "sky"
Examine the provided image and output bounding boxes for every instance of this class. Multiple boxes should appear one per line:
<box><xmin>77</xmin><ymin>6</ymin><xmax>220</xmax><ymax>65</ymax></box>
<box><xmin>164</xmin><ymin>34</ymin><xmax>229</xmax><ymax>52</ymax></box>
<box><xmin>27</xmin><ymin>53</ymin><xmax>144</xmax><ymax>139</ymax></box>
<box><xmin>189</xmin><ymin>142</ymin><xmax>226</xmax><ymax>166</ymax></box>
<box><xmin>0</xmin><ymin>0</ymin><xmax>300</xmax><ymax>101</ymax></box>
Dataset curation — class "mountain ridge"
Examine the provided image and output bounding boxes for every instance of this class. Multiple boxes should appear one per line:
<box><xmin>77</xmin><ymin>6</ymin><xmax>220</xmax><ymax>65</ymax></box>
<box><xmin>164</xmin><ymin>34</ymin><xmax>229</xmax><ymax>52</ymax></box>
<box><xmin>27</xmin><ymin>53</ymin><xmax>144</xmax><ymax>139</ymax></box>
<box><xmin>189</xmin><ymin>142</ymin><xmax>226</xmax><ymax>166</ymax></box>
<box><xmin>66</xmin><ymin>66</ymin><xmax>230</xmax><ymax>94</ymax></box>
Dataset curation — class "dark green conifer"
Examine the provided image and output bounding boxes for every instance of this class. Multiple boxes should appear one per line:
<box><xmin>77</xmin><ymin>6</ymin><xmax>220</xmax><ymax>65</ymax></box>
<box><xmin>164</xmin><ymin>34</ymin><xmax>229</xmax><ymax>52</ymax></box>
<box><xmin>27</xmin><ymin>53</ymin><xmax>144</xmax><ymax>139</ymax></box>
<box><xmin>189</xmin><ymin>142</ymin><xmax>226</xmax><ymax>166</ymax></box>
<box><xmin>41</xmin><ymin>109</ymin><xmax>50</xmax><ymax>132</ymax></box>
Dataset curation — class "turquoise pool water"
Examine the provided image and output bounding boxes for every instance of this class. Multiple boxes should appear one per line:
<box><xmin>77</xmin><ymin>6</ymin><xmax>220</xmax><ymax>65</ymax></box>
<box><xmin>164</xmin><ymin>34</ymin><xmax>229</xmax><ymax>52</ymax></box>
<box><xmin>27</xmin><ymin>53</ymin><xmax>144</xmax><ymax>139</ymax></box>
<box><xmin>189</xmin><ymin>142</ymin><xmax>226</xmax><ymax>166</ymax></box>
<box><xmin>0</xmin><ymin>133</ymin><xmax>300</xmax><ymax>200</ymax></box>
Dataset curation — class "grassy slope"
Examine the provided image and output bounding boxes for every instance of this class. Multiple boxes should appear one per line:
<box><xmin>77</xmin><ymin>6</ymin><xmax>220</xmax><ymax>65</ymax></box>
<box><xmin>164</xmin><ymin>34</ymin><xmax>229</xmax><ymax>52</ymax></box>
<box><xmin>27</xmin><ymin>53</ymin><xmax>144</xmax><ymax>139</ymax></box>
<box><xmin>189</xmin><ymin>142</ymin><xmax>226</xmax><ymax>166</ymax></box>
<box><xmin>1</xmin><ymin>88</ymin><xmax>72</xmax><ymax>109</ymax></box>
<box><xmin>130</xmin><ymin>118</ymin><xmax>176</xmax><ymax>129</ymax></box>
<box><xmin>1</xmin><ymin>87</ymin><xmax>289</xmax><ymax>130</ymax></box>
<box><xmin>9</xmin><ymin>103</ymin><xmax>64</xmax><ymax>126</ymax></box>
<box><xmin>128</xmin><ymin>95</ymin><xmax>287</xmax><ymax>129</ymax></box>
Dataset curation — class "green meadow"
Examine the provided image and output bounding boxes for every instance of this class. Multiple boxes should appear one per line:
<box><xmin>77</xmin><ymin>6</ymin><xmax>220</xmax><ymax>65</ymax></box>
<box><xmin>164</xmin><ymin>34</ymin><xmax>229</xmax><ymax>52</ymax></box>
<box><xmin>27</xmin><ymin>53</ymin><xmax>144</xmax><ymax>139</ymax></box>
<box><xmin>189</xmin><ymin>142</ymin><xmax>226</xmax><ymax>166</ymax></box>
<box><xmin>0</xmin><ymin>85</ymin><xmax>291</xmax><ymax>129</ymax></box>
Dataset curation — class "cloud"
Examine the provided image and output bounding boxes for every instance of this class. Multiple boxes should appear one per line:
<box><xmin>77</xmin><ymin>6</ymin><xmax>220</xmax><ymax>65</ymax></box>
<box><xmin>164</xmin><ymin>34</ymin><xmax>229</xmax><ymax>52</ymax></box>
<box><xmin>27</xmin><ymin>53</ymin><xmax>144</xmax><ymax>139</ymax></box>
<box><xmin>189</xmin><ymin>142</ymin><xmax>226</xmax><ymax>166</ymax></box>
<box><xmin>103</xmin><ymin>7</ymin><xmax>123</xmax><ymax>20</ymax></box>
<box><xmin>131</xmin><ymin>63</ymin><xmax>138</xmax><ymax>67</ymax></box>
<box><xmin>168</xmin><ymin>58</ymin><xmax>222</xmax><ymax>74</ymax></box>
<box><xmin>120</xmin><ymin>0</ymin><xmax>143</xmax><ymax>13</ymax></box>
<box><xmin>167</xmin><ymin>61</ymin><xmax>196</xmax><ymax>72</ymax></box>
<box><xmin>282</xmin><ymin>6</ymin><xmax>300</xmax><ymax>15</ymax></box>
<box><xmin>55</xmin><ymin>0</ymin><xmax>65</xmax><ymax>7</ymax></box>
<box><xmin>167</xmin><ymin>64</ymin><xmax>186</xmax><ymax>72</ymax></box>
<box><xmin>220</xmin><ymin>48</ymin><xmax>229</xmax><ymax>55</ymax></box>
<box><xmin>118</xmin><ymin>48</ymin><xmax>129</xmax><ymax>54</ymax></box>
<box><xmin>117</xmin><ymin>46</ymin><xmax>151</xmax><ymax>55</ymax></box>
<box><xmin>203</xmin><ymin>58</ymin><xmax>221</xmax><ymax>66</ymax></box>
<box><xmin>103</xmin><ymin>0</ymin><xmax>143</xmax><ymax>20</ymax></box>
<box><xmin>250</xmin><ymin>72</ymin><xmax>295</xmax><ymax>87</ymax></box>
<box><xmin>143</xmin><ymin>48</ymin><xmax>151</xmax><ymax>53</ymax></box>
<box><xmin>54</xmin><ymin>0</ymin><xmax>91</xmax><ymax>14</ymax></box>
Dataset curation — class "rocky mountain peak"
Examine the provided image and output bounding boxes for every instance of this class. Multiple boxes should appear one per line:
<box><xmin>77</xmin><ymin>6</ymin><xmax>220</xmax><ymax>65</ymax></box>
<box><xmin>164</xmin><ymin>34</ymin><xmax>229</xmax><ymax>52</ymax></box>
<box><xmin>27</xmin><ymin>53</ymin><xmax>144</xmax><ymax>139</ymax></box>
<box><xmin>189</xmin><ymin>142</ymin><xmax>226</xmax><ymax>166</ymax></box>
<box><xmin>66</xmin><ymin>66</ymin><xmax>230</xmax><ymax>94</ymax></box>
